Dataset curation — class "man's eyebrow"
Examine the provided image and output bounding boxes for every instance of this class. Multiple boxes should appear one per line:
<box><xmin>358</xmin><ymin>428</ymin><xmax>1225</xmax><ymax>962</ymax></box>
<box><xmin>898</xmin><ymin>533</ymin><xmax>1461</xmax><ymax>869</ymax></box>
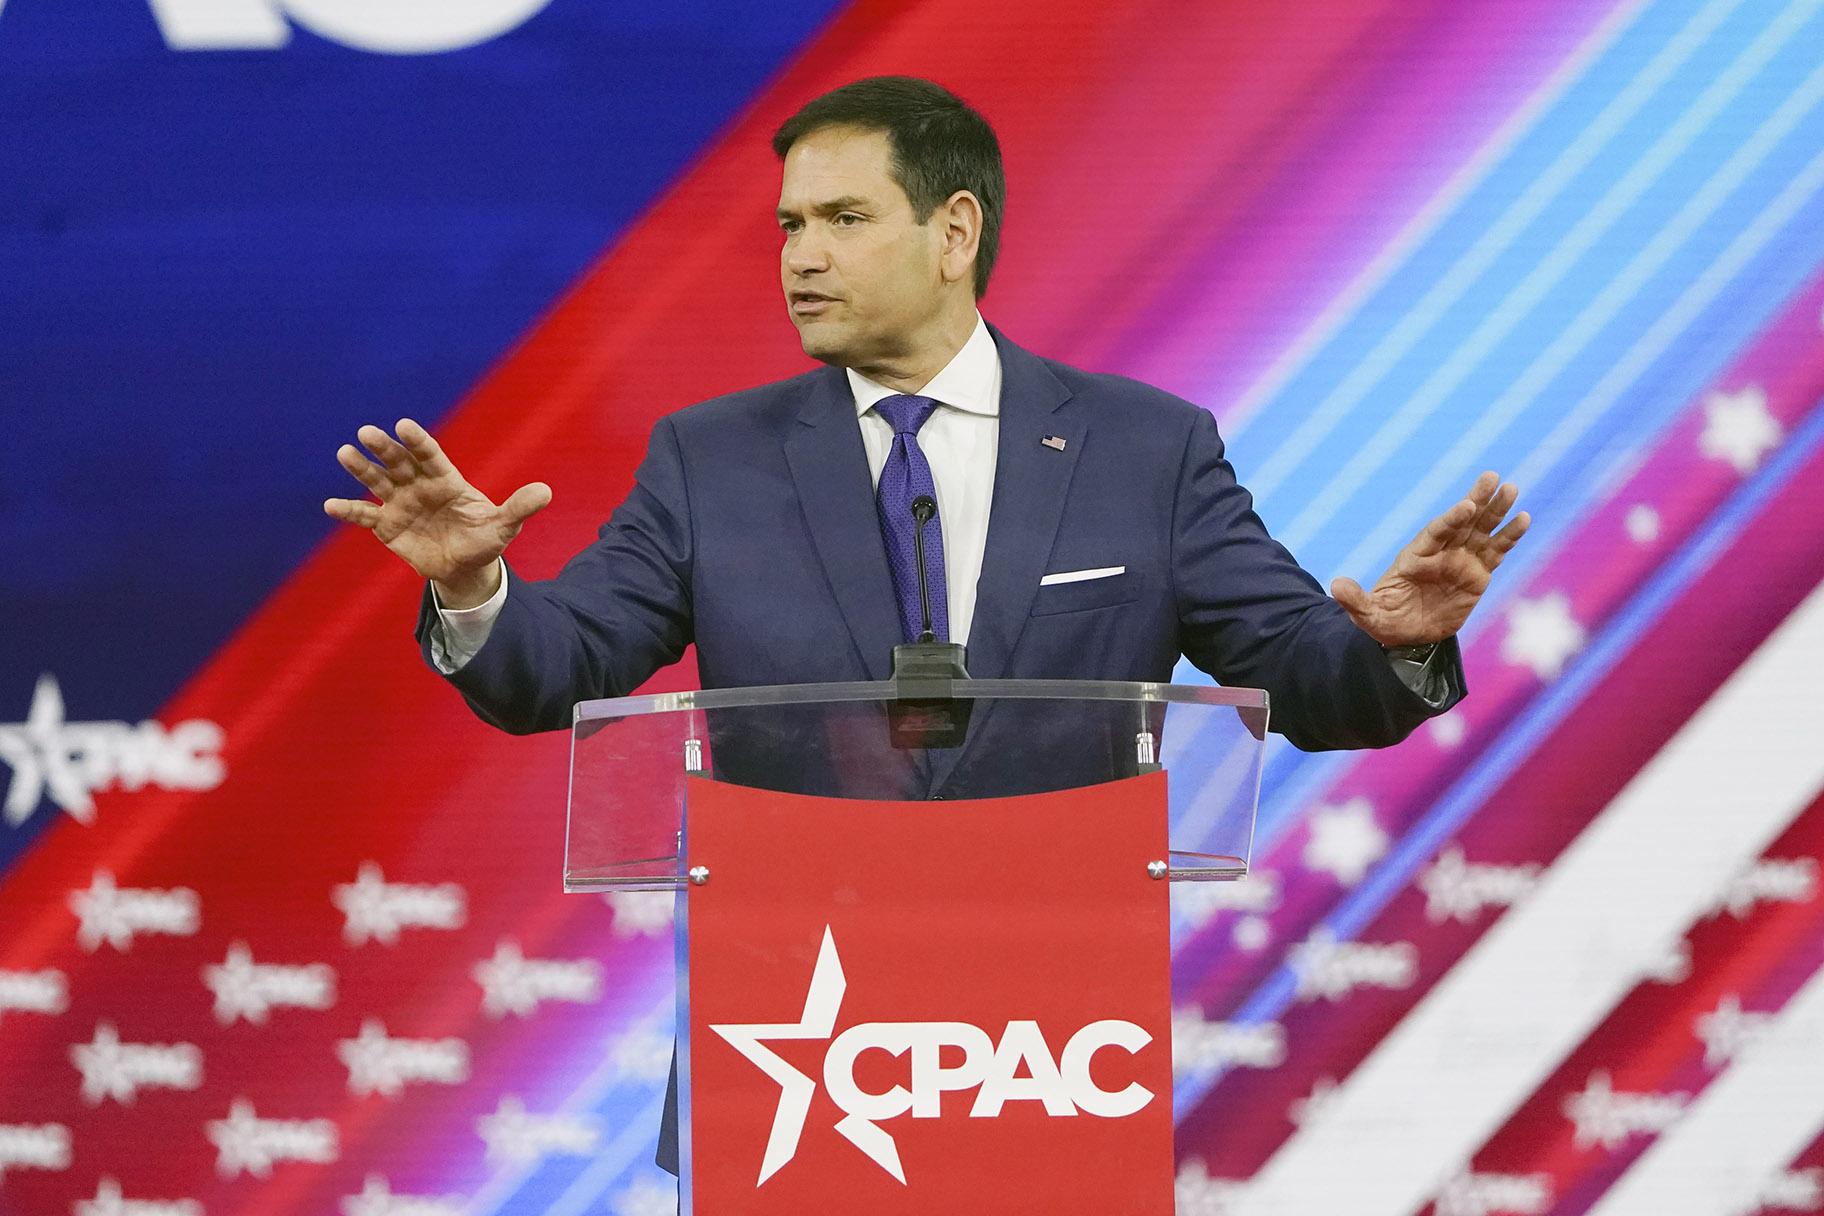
<box><xmin>776</xmin><ymin>195</ymin><xmax>872</xmax><ymax>220</ymax></box>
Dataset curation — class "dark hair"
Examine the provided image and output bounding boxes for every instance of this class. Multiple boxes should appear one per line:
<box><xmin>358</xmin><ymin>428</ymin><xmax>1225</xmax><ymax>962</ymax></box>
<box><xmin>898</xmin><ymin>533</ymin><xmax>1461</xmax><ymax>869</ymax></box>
<box><xmin>772</xmin><ymin>76</ymin><xmax>1005</xmax><ymax>298</ymax></box>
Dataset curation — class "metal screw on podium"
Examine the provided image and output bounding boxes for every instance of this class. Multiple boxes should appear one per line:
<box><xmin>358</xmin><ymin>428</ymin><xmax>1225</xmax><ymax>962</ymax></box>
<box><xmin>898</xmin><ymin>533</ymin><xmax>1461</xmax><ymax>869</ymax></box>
<box><xmin>1146</xmin><ymin>860</ymin><xmax>1168</xmax><ymax>880</ymax></box>
<box><xmin>688</xmin><ymin>865</ymin><xmax>710</xmax><ymax>886</ymax></box>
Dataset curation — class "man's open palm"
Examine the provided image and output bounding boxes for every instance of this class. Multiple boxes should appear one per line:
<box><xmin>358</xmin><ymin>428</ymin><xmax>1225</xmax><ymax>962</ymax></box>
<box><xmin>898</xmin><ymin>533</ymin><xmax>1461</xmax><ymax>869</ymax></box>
<box><xmin>323</xmin><ymin>419</ymin><xmax>550</xmax><ymax>601</ymax></box>
<box><xmin>1330</xmin><ymin>471</ymin><xmax>1530</xmax><ymax>647</ymax></box>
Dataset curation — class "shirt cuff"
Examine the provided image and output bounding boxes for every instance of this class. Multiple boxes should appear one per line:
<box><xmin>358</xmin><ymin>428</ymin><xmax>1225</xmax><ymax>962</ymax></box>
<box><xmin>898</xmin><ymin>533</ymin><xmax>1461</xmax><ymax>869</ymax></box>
<box><xmin>428</xmin><ymin>557</ymin><xmax>508</xmax><ymax>674</ymax></box>
<box><xmin>1384</xmin><ymin>640</ymin><xmax>1450</xmax><ymax>709</ymax></box>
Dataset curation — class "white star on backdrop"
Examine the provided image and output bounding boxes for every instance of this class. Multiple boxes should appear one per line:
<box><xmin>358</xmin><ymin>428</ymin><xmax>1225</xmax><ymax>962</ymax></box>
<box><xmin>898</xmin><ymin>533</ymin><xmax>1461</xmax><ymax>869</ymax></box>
<box><xmin>1302</xmin><ymin>797</ymin><xmax>1388</xmax><ymax>886</ymax></box>
<box><xmin>1692</xmin><ymin>993</ymin><xmax>1773</xmax><ymax>1068</ymax></box>
<box><xmin>75</xmin><ymin>1178</ymin><xmax>202</xmax><ymax>1216</ymax></box>
<box><xmin>1698</xmin><ymin>385</ymin><xmax>1780</xmax><ymax>475</ymax></box>
<box><xmin>1288</xmin><ymin>1076</ymin><xmax>1341</xmax><ymax>1127</ymax></box>
<box><xmin>605</xmin><ymin>890</ymin><xmax>674</xmax><ymax>938</ymax></box>
<box><xmin>1232</xmin><ymin>916</ymin><xmax>1271</xmax><ymax>952</ymax></box>
<box><xmin>1429</xmin><ymin>711</ymin><xmax>1467</xmax><ymax>750</ymax></box>
<box><xmin>340</xmin><ymin>1174</ymin><xmax>462</xmax><ymax>1216</ymax></box>
<box><xmin>1175</xmin><ymin>1158</ymin><xmax>1250</xmax><ymax>1215</ymax></box>
<box><xmin>0</xmin><ymin>674</ymin><xmax>95</xmax><ymax>824</ymax></box>
<box><xmin>1623</xmin><ymin>503</ymin><xmax>1660</xmax><ymax>543</ymax></box>
<box><xmin>1500</xmin><ymin>592</ymin><xmax>1587</xmax><ymax>681</ymax></box>
<box><xmin>612</xmin><ymin>1178</ymin><xmax>680</xmax><ymax>1216</ymax></box>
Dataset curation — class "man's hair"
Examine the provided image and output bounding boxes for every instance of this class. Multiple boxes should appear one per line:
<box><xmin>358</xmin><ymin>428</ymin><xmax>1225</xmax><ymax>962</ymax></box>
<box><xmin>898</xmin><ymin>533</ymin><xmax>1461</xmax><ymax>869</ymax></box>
<box><xmin>772</xmin><ymin>76</ymin><xmax>1005</xmax><ymax>299</ymax></box>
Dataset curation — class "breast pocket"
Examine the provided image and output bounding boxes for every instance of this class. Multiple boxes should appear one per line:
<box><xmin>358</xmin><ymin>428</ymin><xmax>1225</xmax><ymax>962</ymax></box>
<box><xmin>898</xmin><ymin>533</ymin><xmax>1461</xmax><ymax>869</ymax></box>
<box><xmin>1030</xmin><ymin>568</ymin><xmax>1138</xmax><ymax>616</ymax></box>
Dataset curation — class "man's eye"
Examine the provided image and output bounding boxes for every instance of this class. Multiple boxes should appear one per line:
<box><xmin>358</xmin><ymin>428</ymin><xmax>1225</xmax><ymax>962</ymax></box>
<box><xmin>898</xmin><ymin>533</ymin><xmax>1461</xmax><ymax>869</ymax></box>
<box><xmin>834</xmin><ymin>213</ymin><xmax>861</xmax><ymax>226</ymax></box>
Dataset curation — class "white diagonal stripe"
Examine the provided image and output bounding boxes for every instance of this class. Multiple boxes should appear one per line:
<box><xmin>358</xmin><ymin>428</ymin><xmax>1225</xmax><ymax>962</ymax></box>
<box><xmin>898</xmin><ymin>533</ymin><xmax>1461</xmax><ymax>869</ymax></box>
<box><xmin>1233</xmin><ymin>575</ymin><xmax>1824</xmax><ymax>1216</ymax></box>
<box><xmin>1225</xmin><ymin>0</ymin><xmax>1656</xmax><ymax>431</ymax></box>
<box><xmin>1273</xmin><ymin>0</ymin><xmax>1823</xmax><ymax>553</ymax></box>
<box><xmin>1333</xmin><ymin>69</ymin><xmax>1824</xmax><ymax>579</ymax></box>
<box><xmin>1237</xmin><ymin>0</ymin><xmax>1750</xmax><ymax>495</ymax></box>
<box><xmin>1585</xmin><ymin>961</ymin><xmax>1824</xmax><ymax>1215</ymax></box>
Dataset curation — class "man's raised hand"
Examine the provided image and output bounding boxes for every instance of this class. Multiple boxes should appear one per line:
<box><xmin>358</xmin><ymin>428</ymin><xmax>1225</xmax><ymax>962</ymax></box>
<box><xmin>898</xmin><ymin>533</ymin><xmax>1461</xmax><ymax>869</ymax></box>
<box><xmin>1329</xmin><ymin>471</ymin><xmax>1530</xmax><ymax>648</ymax></box>
<box><xmin>323</xmin><ymin>418</ymin><xmax>551</xmax><ymax>608</ymax></box>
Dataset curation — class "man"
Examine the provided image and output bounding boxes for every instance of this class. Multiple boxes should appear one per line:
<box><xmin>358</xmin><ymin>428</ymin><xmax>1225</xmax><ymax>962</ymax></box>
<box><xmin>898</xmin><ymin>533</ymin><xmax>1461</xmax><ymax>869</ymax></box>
<box><xmin>323</xmin><ymin>75</ymin><xmax>1528</xmax><ymax>1170</ymax></box>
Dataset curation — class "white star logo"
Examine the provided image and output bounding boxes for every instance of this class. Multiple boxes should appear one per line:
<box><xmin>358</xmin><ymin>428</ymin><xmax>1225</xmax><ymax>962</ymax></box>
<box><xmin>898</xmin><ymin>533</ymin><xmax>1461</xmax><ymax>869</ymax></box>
<box><xmin>707</xmin><ymin>926</ymin><xmax>890</xmax><ymax>1183</ymax></box>
<box><xmin>1623</xmin><ymin>503</ymin><xmax>1660</xmax><ymax>544</ymax></box>
<box><xmin>1302</xmin><ymin>798</ymin><xmax>1388</xmax><ymax>886</ymax></box>
<box><xmin>1288</xmin><ymin>1076</ymin><xmax>1341</xmax><ymax>1127</ymax></box>
<box><xmin>340</xmin><ymin>1174</ymin><xmax>462</xmax><ymax>1216</ymax></box>
<box><xmin>0</xmin><ymin>674</ymin><xmax>96</xmax><ymax>825</ymax></box>
<box><xmin>1692</xmin><ymin>993</ymin><xmax>1773</xmax><ymax>1068</ymax></box>
<box><xmin>1698</xmin><ymin>385</ymin><xmax>1781</xmax><ymax>475</ymax></box>
<box><xmin>1500</xmin><ymin>592</ymin><xmax>1587</xmax><ymax>681</ymax></box>
<box><xmin>1428</xmin><ymin>711</ymin><xmax>1467</xmax><ymax>750</ymax></box>
<box><xmin>1175</xmin><ymin>1158</ymin><xmax>1250</xmax><ymax>1215</ymax></box>
<box><xmin>604</xmin><ymin>890</ymin><xmax>674</xmax><ymax>938</ymax></box>
<box><xmin>610</xmin><ymin>1178</ymin><xmax>681</xmax><ymax>1216</ymax></box>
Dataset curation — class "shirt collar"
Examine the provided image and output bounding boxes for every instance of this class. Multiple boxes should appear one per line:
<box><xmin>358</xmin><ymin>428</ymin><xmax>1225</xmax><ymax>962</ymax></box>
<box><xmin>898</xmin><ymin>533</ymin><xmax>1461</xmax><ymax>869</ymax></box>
<box><xmin>846</xmin><ymin>312</ymin><xmax>1000</xmax><ymax>418</ymax></box>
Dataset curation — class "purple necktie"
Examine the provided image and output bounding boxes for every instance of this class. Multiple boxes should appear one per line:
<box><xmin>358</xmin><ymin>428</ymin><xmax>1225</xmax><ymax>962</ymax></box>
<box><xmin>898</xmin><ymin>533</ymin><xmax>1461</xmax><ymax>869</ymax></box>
<box><xmin>873</xmin><ymin>393</ymin><xmax>949</xmax><ymax>643</ymax></box>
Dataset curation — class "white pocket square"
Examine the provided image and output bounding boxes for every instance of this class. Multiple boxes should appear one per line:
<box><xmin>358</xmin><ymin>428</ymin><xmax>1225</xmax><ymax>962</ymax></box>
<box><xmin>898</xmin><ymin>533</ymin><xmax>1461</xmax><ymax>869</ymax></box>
<box><xmin>1039</xmin><ymin>565</ymin><xmax>1126</xmax><ymax>586</ymax></box>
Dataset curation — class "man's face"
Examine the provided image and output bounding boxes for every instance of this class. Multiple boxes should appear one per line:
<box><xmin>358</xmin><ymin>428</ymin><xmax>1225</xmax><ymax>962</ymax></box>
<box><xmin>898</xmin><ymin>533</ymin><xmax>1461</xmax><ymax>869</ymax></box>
<box><xmin>777</xmin><ymin>125</ymin><xmax>946</xmax><ymax>368</ymax></box>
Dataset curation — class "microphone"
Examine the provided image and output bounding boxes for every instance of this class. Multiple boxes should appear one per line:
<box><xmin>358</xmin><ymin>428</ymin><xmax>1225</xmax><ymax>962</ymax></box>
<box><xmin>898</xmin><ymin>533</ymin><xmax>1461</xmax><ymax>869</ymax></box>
<box><xmin>910</xmin><ymin>494</ymin><xmax>938</xmax><ymax>644</ymax></box>
<box><xmin>887</xmin><ymin>492</ymin><xmax>970</xmax><ymax>750</ymax></box>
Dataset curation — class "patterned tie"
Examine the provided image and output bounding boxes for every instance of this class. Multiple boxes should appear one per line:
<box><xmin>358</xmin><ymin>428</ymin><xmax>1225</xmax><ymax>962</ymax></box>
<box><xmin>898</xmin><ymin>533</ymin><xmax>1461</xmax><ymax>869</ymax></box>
<box><xmin>873</xmin><ymin>393</ymin><xmax>949</xmax><ymax>643</ymax></box>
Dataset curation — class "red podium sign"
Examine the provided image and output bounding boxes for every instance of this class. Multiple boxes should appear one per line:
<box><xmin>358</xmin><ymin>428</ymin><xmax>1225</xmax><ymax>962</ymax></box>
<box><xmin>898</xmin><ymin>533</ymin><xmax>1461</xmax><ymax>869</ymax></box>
<box><xmin>682</xmin><ymin>772</ymin><xmax>1175</xmax><ymax>1215</ymax></box>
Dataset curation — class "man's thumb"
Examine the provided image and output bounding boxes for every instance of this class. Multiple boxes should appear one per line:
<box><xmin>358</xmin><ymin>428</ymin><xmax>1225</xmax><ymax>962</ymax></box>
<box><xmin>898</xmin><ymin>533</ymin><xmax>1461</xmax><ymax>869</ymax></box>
<box><xmin>503</xmin><ymin>481</ymin><xmax>553</xmax><ymax>524</ymax></box>
<box><xmin>1330</xmin><ymin>576</ymin><xmax>1370</xmax><ymax>617</ymax></box>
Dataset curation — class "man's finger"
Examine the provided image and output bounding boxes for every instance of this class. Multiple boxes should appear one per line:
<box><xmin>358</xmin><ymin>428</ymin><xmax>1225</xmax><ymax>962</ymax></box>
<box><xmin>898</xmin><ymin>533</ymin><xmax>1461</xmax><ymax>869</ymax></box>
<box><xmin>1471</xmin><ymin>480</ymin><xmax>1519</xmax><ymax>535</ymax></box>
<box><xmin>1489</xmin><ymin>510</ymin><xmax>1531</xmax><ymax>557</ymax></box>
<box><xmin>396</xmin><ymin>418</ymin><xmax>458</xmax><ymax>478</ymax></box>
<box><xmin>1450</xmin><ymin>471</ymin><xmax>1500</xmax><ymax>547</ymax></box>
<box><xmin>323</xmin><ymin>497</ymin><xmax>381</xmax><ymax>528</ymax></box>
<box><xmin>336</xmin><ymin>444</ymin><xmax>393</xmax><ymax>499</ymax></box>
<box><xmin>502</xmin><ymin>481</ymin><xmax>553</xmax><ymax>524</ymax></box>
<box><xmin>1409</xmin><ymin>497</ymin><xmax>1474</xmax><ymax>557</ymax></box>
<box><xmin>357</xmin><ymin>424</ymin><xmax>417</xmax><ymax>478</ymax></box>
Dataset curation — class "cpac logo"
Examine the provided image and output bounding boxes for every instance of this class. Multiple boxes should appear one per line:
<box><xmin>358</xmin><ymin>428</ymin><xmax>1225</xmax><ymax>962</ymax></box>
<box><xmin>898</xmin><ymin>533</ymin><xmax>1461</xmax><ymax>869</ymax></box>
<box><xmin>334</xmin><ymin>862</ymin><xmax>466</xmax><ymax>946</ymax></box>
<box><xmin>119</xmin><ymin>0</ymin><xmax>554</xmax><ymax>54</ymax></box>
<box><xmin>711</xmin><ymin>928</ymin><xmax>1156</xmax><ymax>1186</ymax></box>
<box><xmin>0</xmin><ymin>674</ymin><xmax>223</xmax><ymax>828</ymax></box>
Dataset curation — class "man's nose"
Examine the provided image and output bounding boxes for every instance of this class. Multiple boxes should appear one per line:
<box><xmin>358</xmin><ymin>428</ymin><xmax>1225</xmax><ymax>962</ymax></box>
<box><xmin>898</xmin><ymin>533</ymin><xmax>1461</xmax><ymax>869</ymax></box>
<box><xmin>784</xmin><ymin>231</ymin><xmax>830</xmax><ymax>276</ymax></box>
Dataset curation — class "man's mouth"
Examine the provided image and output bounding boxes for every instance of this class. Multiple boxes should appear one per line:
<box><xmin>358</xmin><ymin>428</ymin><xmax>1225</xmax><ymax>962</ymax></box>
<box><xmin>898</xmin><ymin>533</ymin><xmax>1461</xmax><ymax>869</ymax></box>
<box><xmin>790</xmin><ymin>291</ymin><xmax>839</xmax><ymax>316</ymax></box>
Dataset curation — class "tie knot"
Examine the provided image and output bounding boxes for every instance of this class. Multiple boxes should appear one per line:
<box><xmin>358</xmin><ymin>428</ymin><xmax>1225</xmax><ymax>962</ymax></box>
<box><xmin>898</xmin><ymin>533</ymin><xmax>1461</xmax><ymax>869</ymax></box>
<box><xmin>873</xmin><ymin>393</ymin><xmax>940</xmax><ymax>436</ymax></box>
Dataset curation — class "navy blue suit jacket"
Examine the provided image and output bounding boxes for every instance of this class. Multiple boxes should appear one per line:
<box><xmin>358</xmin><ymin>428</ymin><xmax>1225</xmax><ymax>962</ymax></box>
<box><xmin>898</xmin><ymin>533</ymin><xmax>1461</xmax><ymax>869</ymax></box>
<box><xmin>415</xmin><ymin>325</ymin><xmax>1464</xmax><ymax>1176</ymax></box>
<box><xmin>420</xmin><ymin>325</ymin><xmax>1461</xmax><ymax>744</ymax></box>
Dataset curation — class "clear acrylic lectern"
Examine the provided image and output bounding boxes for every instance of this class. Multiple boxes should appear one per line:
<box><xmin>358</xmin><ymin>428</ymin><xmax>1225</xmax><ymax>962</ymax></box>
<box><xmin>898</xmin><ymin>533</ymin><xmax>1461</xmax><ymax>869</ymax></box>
<box><xmin>564</xmin><ymin>679</ymin><xmax>1269</xmax><ymax>891</ymax></box>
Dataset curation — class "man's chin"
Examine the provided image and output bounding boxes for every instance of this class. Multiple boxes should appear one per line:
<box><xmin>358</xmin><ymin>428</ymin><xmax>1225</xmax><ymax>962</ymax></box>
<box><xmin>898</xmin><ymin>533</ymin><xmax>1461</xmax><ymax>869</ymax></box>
<box><xmin>795</xmin><ymin>322</ymin><xmax>854</xmax><ymax>368</ymax></box>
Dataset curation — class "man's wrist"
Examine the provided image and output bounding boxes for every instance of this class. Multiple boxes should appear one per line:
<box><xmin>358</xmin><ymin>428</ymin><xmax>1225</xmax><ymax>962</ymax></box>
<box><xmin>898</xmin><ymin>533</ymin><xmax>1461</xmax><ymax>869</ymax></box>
<box><xmin>1382</xmin><ymin>639</ymin><xmax>1443</xmax><ymax>664</ymax></box>
<box><xmin>432</xmin><ymin>560</ymin><xmax>503</xmax><ymax>611</ymax></box>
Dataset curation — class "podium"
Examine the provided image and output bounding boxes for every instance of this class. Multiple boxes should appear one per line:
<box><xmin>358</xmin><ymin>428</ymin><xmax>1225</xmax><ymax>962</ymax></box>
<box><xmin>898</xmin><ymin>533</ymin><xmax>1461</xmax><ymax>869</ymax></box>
<box><xmin>566</xmin><ymin>679</ymin><xmax>1268</xmax><ymax>1214</ymax></box>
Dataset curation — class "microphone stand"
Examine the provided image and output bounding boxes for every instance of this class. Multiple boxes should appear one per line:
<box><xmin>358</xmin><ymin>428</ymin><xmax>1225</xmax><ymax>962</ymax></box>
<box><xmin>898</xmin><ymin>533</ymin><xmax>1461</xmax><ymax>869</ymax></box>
<box><xmin>889</xmin><ymin>495</ymin><xmax>971</xmax><ymax>748</ymax></box>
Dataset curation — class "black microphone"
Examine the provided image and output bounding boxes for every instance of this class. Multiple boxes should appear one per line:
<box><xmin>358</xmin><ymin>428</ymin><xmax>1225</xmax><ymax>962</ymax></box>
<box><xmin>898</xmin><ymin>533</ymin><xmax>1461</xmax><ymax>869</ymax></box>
<box><xmin>887</xmin><ymin>492</ymin><xmax>970</xmax><ymax>750</ymax></box>
<box><xmin>910</xmin><ymin>494</ymin><xmax>938</xmax><ymax>644</ymax></box>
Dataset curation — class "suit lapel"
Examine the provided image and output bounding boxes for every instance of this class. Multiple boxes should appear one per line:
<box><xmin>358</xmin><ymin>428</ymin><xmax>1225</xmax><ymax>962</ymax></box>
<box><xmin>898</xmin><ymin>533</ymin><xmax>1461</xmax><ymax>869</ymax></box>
<box><xmin>931</xmin><ymin>330</ymin><xmax>1081</xmax><ymax>794</ymax></box>
<box><xmin>963</xmin><ymin>328</ymin><xmax>1081</xmax><ymax>681</ymax></box>
<box><xmin>783</xmin><ymin>366</ymin><xmax>902</xmax><ymax>681</ymax></box>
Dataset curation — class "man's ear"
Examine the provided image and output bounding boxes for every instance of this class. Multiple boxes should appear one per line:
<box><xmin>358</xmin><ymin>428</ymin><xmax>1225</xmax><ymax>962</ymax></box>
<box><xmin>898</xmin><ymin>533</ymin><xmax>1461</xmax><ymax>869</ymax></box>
<box><xmin>937</xmin><ymin>190</ymin><xmax>983</xmax><ymax>287</ymax></box>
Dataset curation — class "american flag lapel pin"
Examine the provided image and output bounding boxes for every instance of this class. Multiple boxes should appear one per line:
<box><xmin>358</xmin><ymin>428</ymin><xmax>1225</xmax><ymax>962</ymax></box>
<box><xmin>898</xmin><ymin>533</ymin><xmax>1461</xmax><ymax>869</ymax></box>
<box><xmin>1041</xmin><ymin>434</ymin><xmax>1067</xmax><ymax>451</ymax></box>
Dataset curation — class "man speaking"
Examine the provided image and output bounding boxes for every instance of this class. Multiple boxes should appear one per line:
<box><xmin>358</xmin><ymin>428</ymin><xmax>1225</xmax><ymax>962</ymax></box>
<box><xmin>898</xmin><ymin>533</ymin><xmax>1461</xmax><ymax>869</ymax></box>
<box><xmin>323</xmin><ymin>73</ymin><xmax>1530</xmax><ymax>1184</ymax></box>
<box><xmin>324</xmin><ymin>74</ymin><xmax>1528</xmax><ymax>746</ymax></box>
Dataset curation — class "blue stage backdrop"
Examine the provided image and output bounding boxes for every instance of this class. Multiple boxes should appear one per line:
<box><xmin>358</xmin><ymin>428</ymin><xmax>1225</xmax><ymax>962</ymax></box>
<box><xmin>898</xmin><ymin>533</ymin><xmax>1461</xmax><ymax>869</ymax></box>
<box><xmin>2</xmin><ymin>1</ymin><xmax>1822</xmax><ymax>1212</ymax></box>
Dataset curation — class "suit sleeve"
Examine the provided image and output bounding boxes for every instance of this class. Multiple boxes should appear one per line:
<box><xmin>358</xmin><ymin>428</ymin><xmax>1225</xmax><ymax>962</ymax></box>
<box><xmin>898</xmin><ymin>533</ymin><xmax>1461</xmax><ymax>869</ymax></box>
<box><xmin>1171</xmin><ymin>407</ymin><xmax>1464</xmax><ymax>750</ymax></box>
<box><xmin>413</xmin><ymin>416</ymin><xmax>695</xmax><ymax>734</ymax></box>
